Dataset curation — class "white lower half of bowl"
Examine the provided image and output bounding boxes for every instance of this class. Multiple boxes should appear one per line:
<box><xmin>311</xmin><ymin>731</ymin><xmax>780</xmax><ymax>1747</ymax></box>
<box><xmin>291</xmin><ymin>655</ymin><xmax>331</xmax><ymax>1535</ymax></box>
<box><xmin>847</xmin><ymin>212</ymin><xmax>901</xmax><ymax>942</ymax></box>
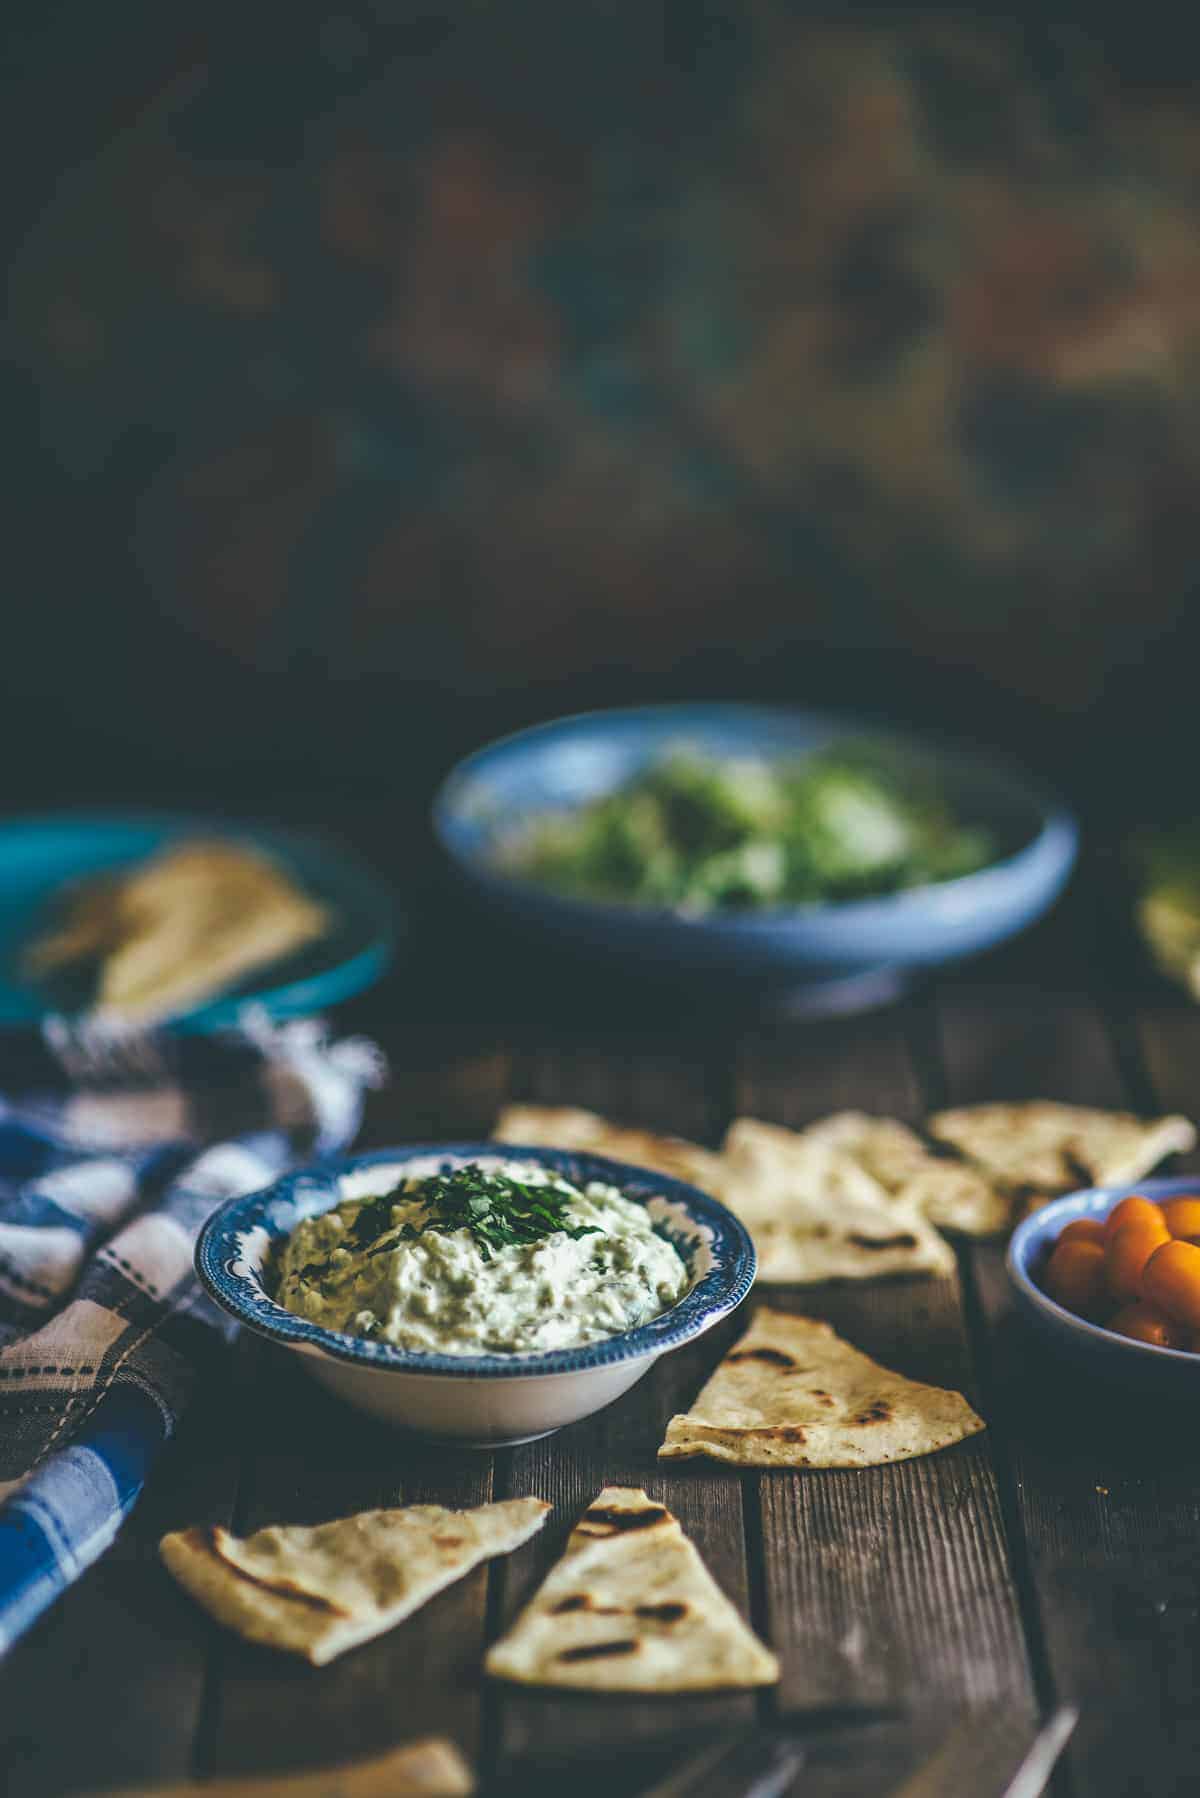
<box><xmin>292</xmin><ymin>1340</ymin><xmax>663</xmax><ymax>1444</ymax></box>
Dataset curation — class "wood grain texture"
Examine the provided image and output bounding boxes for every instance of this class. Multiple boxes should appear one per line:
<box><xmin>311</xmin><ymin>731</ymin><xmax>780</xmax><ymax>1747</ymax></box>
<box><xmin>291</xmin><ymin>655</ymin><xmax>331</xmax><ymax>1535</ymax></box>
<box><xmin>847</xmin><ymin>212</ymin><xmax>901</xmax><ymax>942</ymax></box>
<box><xmin>202</xmin><ymin>1032</ymin><xmax>517</xmax><ymax>1783</ymax></box>
<box><xmin>490</xmin><ymin>1039</ymin><xmax>758</xmax><ymax>1791</ymax></box>
<box><xmin>932</xmin><ymin>957</ymin><xmax>1200</xmax><ymax>1797</ymax></box>
<box><xmin>2</xmin><ymin>1366</ymin><xmax>242</xmax><ymax>1798</ymax></box>
<box><xmin>11</xmin><ymin>890</ymin><xmax>1200</xmax><ymax>1797</ymax></box>
<box><xmin>929</xmin><ymin>980</ymin><xmax>1129</xmax><ymax>1113</ymax></box>
<box><xmin>734</xmin><ymin>1013</ymin><xmax>1035</xmax><ymax>1795</ymax></box>
<box><xmin>198</xmin><ymin>1334</ymin><xmax>497</xmax><ymax>1780</ymax></box>
<box><xmin>1134</xmin><ymin>996</ymin><xmax>1200</xmax><ymax>1165</ymax></box>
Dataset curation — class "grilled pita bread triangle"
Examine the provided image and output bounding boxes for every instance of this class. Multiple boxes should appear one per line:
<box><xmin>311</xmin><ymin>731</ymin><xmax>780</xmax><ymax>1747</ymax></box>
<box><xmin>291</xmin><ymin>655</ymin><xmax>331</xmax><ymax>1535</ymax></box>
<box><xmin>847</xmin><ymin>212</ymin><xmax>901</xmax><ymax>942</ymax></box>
<box><xmin>660</xmin><ymin>1307</ymin><xmax>984</xmax><ymax>1468</ymax></box>
<box><xmin>926</xmin><ymin>1102</ymin><xmax>1195</xmax><ymax>1215</ymax></box>
<box><xmin>719</xmin><ymin>1117</ymin><xmax>955</xmax><ymax>1281</ymax></box>
<box><xmin>484</xmin><ymin>1485</ymin><xmax>778</xmax><ymax>1691</ymax></box>
<box><xmin>27</xmin><ymin>839</ymin><xmax>332</xmax><ymax>1025</ymax></box>
<box><xmin>160</xmin><ymin>1497</ymin><xmax>549</xmax><ymax>1665</ymax></box>
<box><xmin>801</xmin><ymin>1111</ymin><xmax>1010</xmax><ymax>1236</ymax></box>
<box><xmin>494</xmin><ymin>1104</ymin><xmax>724</xmax><ymax>1190</ymax></box>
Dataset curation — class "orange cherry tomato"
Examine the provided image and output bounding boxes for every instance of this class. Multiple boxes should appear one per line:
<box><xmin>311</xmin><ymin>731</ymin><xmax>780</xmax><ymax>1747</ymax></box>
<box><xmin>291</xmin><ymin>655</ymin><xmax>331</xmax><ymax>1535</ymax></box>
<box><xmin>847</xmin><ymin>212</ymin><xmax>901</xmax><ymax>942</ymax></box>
<box><xmin>1043</xmin><ymin>1238</ymin><xmax>1108</xmax><ymax>1316</ymax></box>
<box><xmin>1105</xmin><ymin>1217</ymin><xmax>1171</xmax><ymax>1303</ymax></box>
<box><xmin>1108</xmin><ymin>1301</ymin><xmax>1182</xmax><ymax>1349</ymax></box>
<box><xmin>1103</xmin><ymin>1195</ymin><xmax>1163</xmax><ymax>1241</ymax></box>
<box><xmin>1161</xmin><ymin>1197</ymin><xmax>1200</xmax><ymax>1242</ymax></box>
<box><xmin>1143</xmin><ymin>1239</ymin><xmax>1200</xmax><ymax>1329</ymax></box>
<box><xmin>1057</xmin><ymin>1218</ymin><xmax>1106</xmax><ymax>1248</ymax></box>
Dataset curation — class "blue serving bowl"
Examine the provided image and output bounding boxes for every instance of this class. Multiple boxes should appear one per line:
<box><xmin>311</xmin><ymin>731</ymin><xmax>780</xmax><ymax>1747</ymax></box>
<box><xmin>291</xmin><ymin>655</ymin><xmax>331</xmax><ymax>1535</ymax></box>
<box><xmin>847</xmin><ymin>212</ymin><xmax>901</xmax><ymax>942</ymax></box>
<box><xmin>196</xmin><ymin>1142</ymin><xmax>756</xmax><ymax>1444</ymax></box>
<box><xmin>1008</xmin><ymin>1178</ymin><xmax>1200</xmax><ymax>1387</ymax></box>
<box><xmin>0</xmin><ymin>812</ymin><xmax>396</xmax><ymax>1029</ymax></box>
<box><xmin>431</xmin><ymin>704</ymin><xmax>1078</xmax><ymax>991</ymax></box>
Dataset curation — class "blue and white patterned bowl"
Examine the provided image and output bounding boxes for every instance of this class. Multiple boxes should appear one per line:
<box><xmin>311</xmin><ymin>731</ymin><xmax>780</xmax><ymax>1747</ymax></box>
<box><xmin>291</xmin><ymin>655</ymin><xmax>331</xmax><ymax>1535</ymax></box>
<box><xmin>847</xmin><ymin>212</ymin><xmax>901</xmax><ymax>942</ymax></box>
<box><xmin>432</xmin><ymin>703</ymin><xmax>1079</xmax><ymax>991</ymax></box>
<box><xmin>1008</xmin><ymin>1177</ymin><xmax>1200</xmax><ymax>1389</ymax></box>
<box><xmin>196</xmin><ymin>1143</ymin><xmax>756</xmax><ymax>1444</ymax></box>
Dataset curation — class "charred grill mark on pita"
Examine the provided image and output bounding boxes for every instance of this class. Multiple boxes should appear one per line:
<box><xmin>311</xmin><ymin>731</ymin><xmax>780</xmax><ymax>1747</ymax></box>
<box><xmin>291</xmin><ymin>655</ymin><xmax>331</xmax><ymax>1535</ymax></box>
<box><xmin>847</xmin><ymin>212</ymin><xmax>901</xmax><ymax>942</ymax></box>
<box><xmin>727</xmin><ymin>1347</ymin><xmax>797</xmax><ymax>1369</ymax></box>
<box><xmin>549</xmin><ymin>1593</ymin><xmax>684</xmax><ymax>1622</ymax></box>
<box><xmin>433</xmin><ymin>1535</ymin><xmax>464</xmax><ymax>1549</ymax></box>
<box><xmin>852</xmin><ymin>1402</ymin><xmax>892</xmax><ymax>1425</ymax></box>
<box><xmin>659</xmin><ymin>1309</ymin><xmax>984</xmax><ymax>1469</ymax></box>
<box><xmin>557</xmin><ymin>1640</ymin><xmax>640</xmax><ymax>1662</ymax></box>
<box><xmin>847</xmin><ymin>1231</ymin><xmax>918</xmax><ymax>1250</ymax></box>
<box><xmin>578</xmin><ymin>1503</ymin><xmax>671</xmax><ymax>1537</ymax></box>
<box><xmin>195</xmin><ymin>1528</ymin><xmax>351</xmax><ymax>1616</ymax></box>
<box><xmin>549</xmin><ymin>1594</ymin><xmax>622</xmax><ymax>1616</ymax></box>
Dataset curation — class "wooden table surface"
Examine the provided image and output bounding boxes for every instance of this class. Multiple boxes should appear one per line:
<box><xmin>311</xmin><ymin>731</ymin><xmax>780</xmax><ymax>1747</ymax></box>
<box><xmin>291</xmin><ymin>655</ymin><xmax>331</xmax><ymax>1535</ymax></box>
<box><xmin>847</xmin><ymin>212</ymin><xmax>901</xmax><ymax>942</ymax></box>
<box><xmin>3</xmin><ymin>876</ymin><xmax>1199</xmax><ymax>1798</ymax></box>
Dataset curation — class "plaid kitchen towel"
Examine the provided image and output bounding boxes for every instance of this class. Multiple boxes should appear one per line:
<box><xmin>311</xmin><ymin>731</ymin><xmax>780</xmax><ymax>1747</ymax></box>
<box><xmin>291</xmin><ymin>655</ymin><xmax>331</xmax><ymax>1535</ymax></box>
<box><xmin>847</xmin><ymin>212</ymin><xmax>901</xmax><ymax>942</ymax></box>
<box><xmin>0</xmin><ymin>1014</ymin><xmax>384</xmax><ymax>1653</ymax></box>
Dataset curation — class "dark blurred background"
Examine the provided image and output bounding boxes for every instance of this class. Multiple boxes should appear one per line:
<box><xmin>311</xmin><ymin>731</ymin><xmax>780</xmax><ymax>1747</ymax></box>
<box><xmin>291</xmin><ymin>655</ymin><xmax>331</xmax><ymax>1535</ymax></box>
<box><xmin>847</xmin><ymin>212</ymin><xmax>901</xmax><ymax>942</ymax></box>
<box><xmin>5</xmin><ymin>3</ymin><xmax>1200</xmax><ymax>853</ymax></box>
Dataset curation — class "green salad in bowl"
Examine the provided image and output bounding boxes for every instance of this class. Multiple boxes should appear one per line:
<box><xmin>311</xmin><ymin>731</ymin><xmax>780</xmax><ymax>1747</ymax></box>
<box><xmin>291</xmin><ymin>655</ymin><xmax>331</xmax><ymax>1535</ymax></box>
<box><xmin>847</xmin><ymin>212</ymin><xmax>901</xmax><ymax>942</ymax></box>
<box><xmin>1132</xmin><ymin>827</ymin><xmax>1200</xmax><ymax>999</ymax></box>
<box><xmin>497</xmin><ymin>747</ymin><xmax>993</xmax><ymax>914</ymax></box>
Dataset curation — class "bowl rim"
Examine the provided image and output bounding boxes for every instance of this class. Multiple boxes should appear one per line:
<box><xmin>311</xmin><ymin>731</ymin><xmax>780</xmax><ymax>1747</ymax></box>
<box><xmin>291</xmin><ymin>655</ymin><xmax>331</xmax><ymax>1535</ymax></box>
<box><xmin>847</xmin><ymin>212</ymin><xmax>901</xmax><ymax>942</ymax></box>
<box><xmin>431</xmin><ymin>700</ymin><xmax>1079</xmax><ymax>932</ymax></box>
<box><xmin>196</xmin><ymin>1141</ymin><xmax>757</xmax><ymax>1378</ymax></box>
<box><xmin>0</xmin><ymin>808</ymin><xmax>397</xmax><ymax>1030</ymax></box>
<box><xmin>1007</xmin><ymin>1175</ymin><xmax>1200</xmax><ymax>1366</ymax></box>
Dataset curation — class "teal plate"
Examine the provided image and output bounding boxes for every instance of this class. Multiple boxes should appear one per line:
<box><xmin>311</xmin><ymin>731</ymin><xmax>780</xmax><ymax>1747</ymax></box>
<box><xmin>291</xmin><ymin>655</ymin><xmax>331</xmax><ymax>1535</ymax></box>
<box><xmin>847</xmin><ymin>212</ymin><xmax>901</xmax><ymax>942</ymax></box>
<box><xmin>0</xmin><ymin>813</ymin><xmax>397</xmax><ymax>1030</ymax></box>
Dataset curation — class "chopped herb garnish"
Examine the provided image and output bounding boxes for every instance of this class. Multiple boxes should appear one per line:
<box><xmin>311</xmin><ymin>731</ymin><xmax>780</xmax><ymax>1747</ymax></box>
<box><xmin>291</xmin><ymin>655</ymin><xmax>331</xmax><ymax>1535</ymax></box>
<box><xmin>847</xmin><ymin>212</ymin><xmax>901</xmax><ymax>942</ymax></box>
<box><xmin>348</xmin><ymin>1193</ymin><xmax>398</xmax><ymax>1250</ymax></box>
<box><xmin>367</xmin><ymin>1164</ymin><xmax>604</xmax><ymax>1263</ymax></box>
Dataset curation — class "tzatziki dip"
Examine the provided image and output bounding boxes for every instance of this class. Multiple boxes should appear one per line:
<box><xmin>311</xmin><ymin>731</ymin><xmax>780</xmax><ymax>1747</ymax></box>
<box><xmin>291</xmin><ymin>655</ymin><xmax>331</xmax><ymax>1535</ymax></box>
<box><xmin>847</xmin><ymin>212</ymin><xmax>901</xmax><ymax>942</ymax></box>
<box><xmin>273</xmin><ymin>1160</ymin><xmax>690</xmax><ymax>1355</ymax></box>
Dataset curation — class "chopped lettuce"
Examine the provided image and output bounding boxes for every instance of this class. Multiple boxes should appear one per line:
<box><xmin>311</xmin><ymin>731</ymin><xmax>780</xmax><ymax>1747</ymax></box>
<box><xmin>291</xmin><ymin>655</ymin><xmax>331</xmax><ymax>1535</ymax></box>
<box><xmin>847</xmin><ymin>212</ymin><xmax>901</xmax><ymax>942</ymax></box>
<box><xmin>1133</xmin><ymin>828</ymin><xmax>1200</xmax><ymax>997</ymax></box>
<box><xmin>499</xmin><ymin>746</ymin><xmax>993</xmax><ymax>912</ymax></box>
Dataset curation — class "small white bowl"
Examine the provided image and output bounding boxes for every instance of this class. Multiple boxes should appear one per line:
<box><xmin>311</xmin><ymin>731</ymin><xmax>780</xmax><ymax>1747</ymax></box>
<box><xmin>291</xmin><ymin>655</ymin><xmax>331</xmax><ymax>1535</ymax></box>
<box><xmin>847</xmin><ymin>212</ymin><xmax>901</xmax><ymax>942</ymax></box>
<box><xmin>196</xmin><ymin>1143</ymin><xmax>756</xmax><ymax>1444</ymax></box>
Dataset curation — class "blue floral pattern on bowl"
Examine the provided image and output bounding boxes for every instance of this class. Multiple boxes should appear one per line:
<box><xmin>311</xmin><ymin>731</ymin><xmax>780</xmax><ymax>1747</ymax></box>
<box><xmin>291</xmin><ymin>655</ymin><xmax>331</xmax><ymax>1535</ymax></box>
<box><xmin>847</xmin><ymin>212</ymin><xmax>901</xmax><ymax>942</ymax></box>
<box><xmin>196</xmin><ymin>1142</ymin><xmax>756</xmax><ymax>1379</ymax></box>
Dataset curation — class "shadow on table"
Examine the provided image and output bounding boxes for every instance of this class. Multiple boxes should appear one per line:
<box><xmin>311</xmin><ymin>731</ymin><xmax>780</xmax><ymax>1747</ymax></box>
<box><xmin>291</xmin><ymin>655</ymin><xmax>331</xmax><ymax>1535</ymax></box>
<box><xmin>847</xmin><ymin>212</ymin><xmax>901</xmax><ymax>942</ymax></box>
<box><xmin>485</xmin><ymin>1706</ymin><xmax>933</xmax><ymax>1798</ymax></box>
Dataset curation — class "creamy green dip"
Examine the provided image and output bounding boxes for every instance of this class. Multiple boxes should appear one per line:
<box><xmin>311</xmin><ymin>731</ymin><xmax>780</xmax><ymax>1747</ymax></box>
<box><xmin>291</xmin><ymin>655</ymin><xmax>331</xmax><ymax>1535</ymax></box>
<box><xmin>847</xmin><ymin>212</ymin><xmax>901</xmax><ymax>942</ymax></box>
<box><xmin>273</xmin><ymin>1159</ymin><xmax>690</xmax><ymax>1355</ymax></box>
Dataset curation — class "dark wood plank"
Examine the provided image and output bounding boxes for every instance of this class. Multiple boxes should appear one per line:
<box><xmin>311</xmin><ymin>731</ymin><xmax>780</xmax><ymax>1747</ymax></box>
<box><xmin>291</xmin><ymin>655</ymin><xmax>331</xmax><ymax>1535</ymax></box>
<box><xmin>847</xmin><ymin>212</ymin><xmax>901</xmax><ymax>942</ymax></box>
<box><xmin>203</xmin><ymin>1341</ymin><xmax>496</xmax><ymax>1778</ymax></box>
<box><xmin>1134</xmin><ymin>995</ymin><xmax>1200</xmax><ymax>1146</ymax></box>
<box><xmin>734</xmin><ymin>1012</ymin><xmax>1035</xmax><ymax>1796</ymax></box>
<box><xmin>377</xmin><ymin>1049</ymin><xmax>513</xmax><ymax>1144</ymax></box>
<box><xmin>928</xmin><ymin>977</ymin><xmax>1128</xmax><ymax>1116</ymax></box>
<box><xmin>0</xmin><ymin>1008</ymin><xmax>515</xmax><ymax>1794</ymax></box>
<box><xmin>930</xmin><ymin>964</ymin><xmax>1200</xmax><ymax>1796</ymax></box>
<box><xmin>490</xmin><ymin>1038</ymin><xmax>760</xmax><ymax>1794</ymax></box>
<box><xmin>203</xmin><ymin>1043</ymin><xmax>516</xmax><ymax>1781</ymax></box>
<box><xmin>1</xmin><ymin>1364</ymin><xmax>242</xmax><ymax>1798</ymax></box>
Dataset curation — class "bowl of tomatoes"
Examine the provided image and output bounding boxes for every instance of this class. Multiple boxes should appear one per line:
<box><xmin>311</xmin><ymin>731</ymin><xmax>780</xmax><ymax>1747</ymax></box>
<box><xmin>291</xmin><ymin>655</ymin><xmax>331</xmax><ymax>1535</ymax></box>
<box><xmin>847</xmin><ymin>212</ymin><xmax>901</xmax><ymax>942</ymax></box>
<box><xmin>1008</xmin><ymin>1177</ymin><xmax>1200</xmax><ymax>1382</ymax></box>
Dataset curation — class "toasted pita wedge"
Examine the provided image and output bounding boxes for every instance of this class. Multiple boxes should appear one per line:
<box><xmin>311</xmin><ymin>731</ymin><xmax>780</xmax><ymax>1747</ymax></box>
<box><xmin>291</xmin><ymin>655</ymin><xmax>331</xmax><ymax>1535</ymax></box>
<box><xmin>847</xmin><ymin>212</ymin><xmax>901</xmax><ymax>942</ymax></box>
<box><xmin>160</xmin><ymin>1498</ymin><xmax>549</xmax><ymax>1665</ymax></box>
<box><xmin>485</xmin><ymin>1485</ymin><xmax>777</xmax><ymax>1692</ymax></box>
<box><xmin>926</xmin><ymin>1102</ymin><xmax>1195</xmax><ymax>1213</ymax></box>
<box><xmin>719</xmin><ymin>1117</ymin><xmax>954</xmax><ymax>1282</ymax></box>
<box><xmin>494</xmin><ymin>1104</ymin><xmax>723</xmax><ymax>1191</ymax></box>
<box><xmin>806</xmin><ymin>1111</ymin><xmax>927</xmax><ymax>1175</ymax></box>
<box><xmin>887</xmin><ymin>1160</ymin><xmax>1010</xmax><ymax>1235</ymax></box>
<box><xmin>660</xmin><ymin>1308</ymin><xmax>984</xmax><ymax>1468</ymax></box>
<box><xmin>26</xmin><ymin>839</ymin><xmax>332</xmax><ymax>1025</ymax></box>
<box><xmin>802</xmin><ymin>1111</ymin><xmax>1009</xmax><ymax>1236</ymax></box>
